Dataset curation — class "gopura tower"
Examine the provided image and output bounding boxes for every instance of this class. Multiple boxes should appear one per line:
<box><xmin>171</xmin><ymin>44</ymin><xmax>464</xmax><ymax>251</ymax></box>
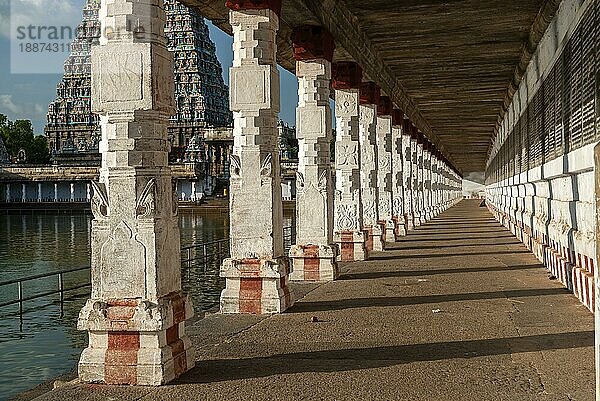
<box><xmin>45</xmin><ymin>0</ymin><xmax>232</xmax><ymax>156</ymax></box>
<box><xmin>45</xmin><ymin>0</ymin><xmax>100</xmax><ymax>154</ymax></box>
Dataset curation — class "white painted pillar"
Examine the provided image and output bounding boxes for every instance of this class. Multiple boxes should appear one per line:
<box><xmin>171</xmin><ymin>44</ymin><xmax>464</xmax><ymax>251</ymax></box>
<box><xmin>77</xmin><ymin>0</ymin><xmax>194</xmax><ymax>385</ymax></box>
<box><xmin>220</xmin><ymin>2</ymin><xmax>292</xmax><ymax>314</ymax></box>
<box><xmin>391</xmin><ymin>109</ymin><xmax>407</xmax><ymax>238</ymax></box>
<box><xmin>37</xmin><ymin>182</ymin><xmax>42</xmax><ymax>202</ymax></box>
<box><xmin>423</xmin><ymin>144</ymin><xmax>432</xmax><ymax>221</ymax></box>
<box><xmin>431</xmin><ymin>152</ymin><xmax>439</xmax><ymax>216</ymax></box>
<box><xmin>417</xmin><ymin>140</ymin><xmax>426</xmax><ymax>225</ymax></box>
<box><xmin>289</xmin><ymin>26</ymin><xmax>338</xmax><ymax>281</ymax></box>
<box><xmin>54</xmin><ymin>183</ymin><xmax>58</xmax><ymax>202</ymax></box>
<box><xmin>375</xmin><ymin>96</ymin><xmax>395</xmax><ymax>242</ymax></box>
<box><xmin>21</xmin><ymin>183</ymin><xmax>26</xmax><ymax>202</ymax></box>
<box><xmin>332</xmin><ymin>62</ymin><xmax>368</xmax><ymax>262</ymax></box>
<box><xmin>410</xmin><ymin>133</ymin><xmax>421</xmax><ymax>227</ymax></box>
<box><xmin>70</xmin><ymin>183</ymin><xmax>75</xmax><ymax>202</ymax></box>
<box><xmin>191</xmin><ymin>181</ymin><xmax>196</xmax><ymax>201</ymax></box>
<box><xmin>401</xmin><ymin>120</ymin><xmax>414</xmax><ymax>230</ymax></box>
<box><xmin>359</xmin><ymin>82</ymin><xmax>384</xmax><ymax>251</ymax></box>
<box><xmin>86</xmin><ymin>183</ymin><xmax>91</xmax><ymax>201</ymax></box>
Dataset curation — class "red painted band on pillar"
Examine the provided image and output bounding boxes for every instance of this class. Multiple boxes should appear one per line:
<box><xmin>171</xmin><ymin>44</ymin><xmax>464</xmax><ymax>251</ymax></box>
<box><xmin>225</xmin><ymin>0</ymin><xmax>282</xmax><ymax>16</ymax></box>
<box><xmin>377</xmin><ymin>96</ymin><xmax>392</xmax><ymax>116</ymax></box>
<box><xmin>359</xmin><ymin>82</ymin><xmax>381</xmax><ymax>105</ymax></box>
<box><xmin>292</xmin><ymin>25</ymin><xmax>335</xmax><ymax>62</ymax></box>
<box><xmin>332</xmin><ymin>62</ymin><xmax>363</xmax><ymax>90</ymax></box>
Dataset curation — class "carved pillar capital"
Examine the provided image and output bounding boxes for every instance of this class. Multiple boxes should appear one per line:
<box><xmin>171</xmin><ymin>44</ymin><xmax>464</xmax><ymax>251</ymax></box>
<box><xmin>292</xmin><ymin>25</ymin><xmax>335</xmax><ymax>62</ymax></box>
<box><xmin>225</xmin><ymin>0</ymin><xmax>282</xmax><ymax>16</ymax></box>
<box><xmin>332</xmin><ymin>62</ymin><xmax>362</xmax><ymax>90</ymax></box>
<box><xmin>359</xmin><ymin>82</ymin><xmax>381</xmax><ymax>105</ymax></box>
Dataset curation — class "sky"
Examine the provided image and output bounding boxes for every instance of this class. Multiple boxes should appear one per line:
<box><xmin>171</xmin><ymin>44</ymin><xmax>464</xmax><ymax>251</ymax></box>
<box><xmin>0</xmin><ymin>0</ymin><xmax>299</xmax><ymax>135</ymax></box>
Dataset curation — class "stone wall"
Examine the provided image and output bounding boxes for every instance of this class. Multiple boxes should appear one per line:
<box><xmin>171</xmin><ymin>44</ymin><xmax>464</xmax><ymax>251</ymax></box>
<box><xmin>485</xmin><ymin>0</ymin><xmax>598</xmax><ymax>311</ymax></box>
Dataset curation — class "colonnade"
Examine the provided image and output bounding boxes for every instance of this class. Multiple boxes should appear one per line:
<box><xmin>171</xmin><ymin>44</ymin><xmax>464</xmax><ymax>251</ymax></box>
<box><xmin>77</xmin><ymin>0</ymin><xmax>462</xmax><ymax>385</ymax></box>
<box><xmin>0</xmin><ymin>182</ymin><xmax>90</xmax><ymax>203</ymax></box>
<box><xmin>219</xmin><ymin>1</ymin><xmax>463</xmax><ymax>315</ymax></box>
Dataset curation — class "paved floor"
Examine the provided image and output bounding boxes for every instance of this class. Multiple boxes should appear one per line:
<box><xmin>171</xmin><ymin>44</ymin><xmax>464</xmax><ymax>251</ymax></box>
<box><xmin>32</xmin><ymin>200</ymin><xmax>594</xmax><ymax>400</ymax></box>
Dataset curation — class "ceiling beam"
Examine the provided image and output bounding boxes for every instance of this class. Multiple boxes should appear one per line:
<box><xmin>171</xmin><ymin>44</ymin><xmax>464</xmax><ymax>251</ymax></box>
<box><xmin>292</xmin><ymin>0</ymin><xmax>461</xmax><ymax>174</ymax></box>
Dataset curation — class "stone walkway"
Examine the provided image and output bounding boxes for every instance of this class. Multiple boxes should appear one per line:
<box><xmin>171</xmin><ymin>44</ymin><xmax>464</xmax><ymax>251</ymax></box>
<box><xmin>32</xmin><ymin>200</ymin><xmax>594</xmax><ymax>400</ymax></box>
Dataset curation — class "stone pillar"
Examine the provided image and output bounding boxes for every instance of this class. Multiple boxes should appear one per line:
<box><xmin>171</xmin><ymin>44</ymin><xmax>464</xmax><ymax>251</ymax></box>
<box><xmin>431</xmin><ymin>151</ymin><xmax>439</xmax><ymax>216</ymax></box>
<box><xmin>410</xmin><ymin>126</ymin><xmax>421</xmax><ymax>227</ymax></box>
<box><xmin>359</xmin><ymin>82</ymin><xmax>384</xmax><ymax>251</ymax></box>
<box><xmin>21</xmin><ymin>183</ymin><xmax>26</xmax><ymax>203</ymax></box>
<box><xmin>220</xmin><ymin>0</ymin><xmax>292</xmax><ymax>314</ymax></box>
<box><xmin>391</xmin><ymin>109</ymin><xmax>407</xmax><ymax>238</ymax></box>
<box><xmin>375</xmin><ymin>95</ymin><xmax>395</xmax><ymax>243</ymax></box>
<box><xmin>332</xmin><ymin>62</ymin><xmax>368</xmax><ymax>262</ymax></box>
<box><xmin>70</xmin><ymin>183</ymin><xmax>75</xmax><ymax>202</ymax></box>
<box><xmin>77</xmin><ymin>0</ymin><xmax>194</xmax><ymax>385</ymax></box>
<box><xmin>54</xmin><ymin>183</ymin><xmax>58</xmax><ymax>202</ymax></box>
<box><xmin>289</xmin><ymin>26</ymin><xmax>338</xmax><ymax>281</ymax></box>
<box><xmin>5</xmin><ymin>184</ymin><xmax>10</xmax><ymax>203</ymax></box>
<box><xmin>422</xmin><ymin>142</ymin><xmax>432</xmax><ymax>221</ymax></box>
<box><xmin>37</xmin><ymin>183</ymin><xmax>42</xmax><ymax>202</ymax></box>
<box><xmin>402</xmin><ymin>119</ymin><xmax>414</xmax><ymax>231</ymax></box>
<box><xmin>416</xmin><ymin>136</ymin><xmax>426</xmax><ymax>225</ymax></box>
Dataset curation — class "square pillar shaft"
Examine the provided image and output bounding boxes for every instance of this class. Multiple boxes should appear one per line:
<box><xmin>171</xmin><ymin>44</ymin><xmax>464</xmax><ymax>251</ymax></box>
<box><xmin>402</xmin><ymin>130</ymin><xmax>413</xmax><ymax>230</ymax></box>
<box><xmin>410</xmin><ymin>137</ymin><xmax>421</xmax><ymax>227</ymax></box>
<box><xmin>359</xmin><ymin>103</ymin><xmax>384</xmax><ymax>251</ymax></box>
<box><xmin>392</xmin><ymin>124</ymin><xmax>407</xmax><ymax>237</ymax></box>
<box><xmin>376</xmin><ymin>115</ymin><xmax>395</xmax><ymax>242</ymax></box>
<box><xmin>77</xmin><ymin>0</ymin><xmax>194</xmax><ymax>386</ymax></box>
<box><xmin>289</xmin><ymin>57</ymin><xmax>338</xmax><ymax>281</ymax></box>
<box><xmin>423</xmin><ymin>148</ymin><xmax>432</xmax><ymax>221</ymax></box>
<box><xmin>416</xmin><ymin>142</ymin><xmax>426</xmax><ymax>225</ymax></box>
<box><xmin>220</xmin><ymin>6</ymin><xmax>292</xmax><ymax>314</ymax></box>
<box><xmin>333</xmin><ymin>87</ymin><xmax>368</xmax><ymax>262</ymax></box>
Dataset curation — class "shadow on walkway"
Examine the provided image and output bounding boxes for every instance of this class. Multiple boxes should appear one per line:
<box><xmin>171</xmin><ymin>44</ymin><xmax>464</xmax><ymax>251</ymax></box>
<box><xmin>177</xmin><ymin>330</ymin><xmax>593</xmax><ymax>384</ymax></box>
<box><xmin>368</xmin><ymin>250</ymin><xmax>532</xmax><ymax>260</ymax></box>
<box><xmin>338</xmin><ymin>264</ymin><xmax>545</xmax><ymax>281</ymax></box>
<box><xmin>288</xmin><ymin>287</ymin><xmax>569</xmax><ymax>313</ymax></box>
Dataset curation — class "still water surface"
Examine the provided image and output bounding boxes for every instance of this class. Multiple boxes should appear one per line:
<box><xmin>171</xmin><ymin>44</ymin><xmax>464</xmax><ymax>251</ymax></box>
<box><xmin>0</xmin><ymin>211</ymin><xmax>236</xmax><ymax>401</ymax></box>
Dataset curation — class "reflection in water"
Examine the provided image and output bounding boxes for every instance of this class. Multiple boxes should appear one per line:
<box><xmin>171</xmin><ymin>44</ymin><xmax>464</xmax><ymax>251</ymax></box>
<box><xmin>0</xmin><ymin>209</ymin><xmax>256</xmax><ymax>401</ymax></box>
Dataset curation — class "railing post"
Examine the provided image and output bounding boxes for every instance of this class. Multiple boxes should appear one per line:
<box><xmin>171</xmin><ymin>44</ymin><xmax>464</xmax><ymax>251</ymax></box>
<box><xmin>17</xmin><ymin>281</ymin><xmax>22</xmax><ymax>315</ymax></box>
<box><xmin>58</xmin><ymin>272</ymin><xmax>64</xmax><ymax>304</ymax></box>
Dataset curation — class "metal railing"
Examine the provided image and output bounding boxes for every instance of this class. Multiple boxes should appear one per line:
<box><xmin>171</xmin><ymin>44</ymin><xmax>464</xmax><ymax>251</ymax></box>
<box><xmin>0</xmin><ymin>266</ymin><xmax>91</xmax><ymax>314</ymax></box>
<box><xmin>0</xmin><ymin>225</ymin><xmax>295</xmax><ymax>315</ymax></box>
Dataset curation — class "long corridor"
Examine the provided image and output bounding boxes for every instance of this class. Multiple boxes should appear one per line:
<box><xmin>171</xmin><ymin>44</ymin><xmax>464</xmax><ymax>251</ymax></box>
<box><xmin>33</xmin><ymin>200</ymin><xmax>594</xmax><ymax>401</ymax></box>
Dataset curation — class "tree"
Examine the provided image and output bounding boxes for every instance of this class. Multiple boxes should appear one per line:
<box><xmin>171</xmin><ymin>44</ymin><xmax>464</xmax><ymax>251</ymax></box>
<box><xmin>0</xmin><ymin>113</ymin><xmax>50</xmax><ymax>164</ymax></box>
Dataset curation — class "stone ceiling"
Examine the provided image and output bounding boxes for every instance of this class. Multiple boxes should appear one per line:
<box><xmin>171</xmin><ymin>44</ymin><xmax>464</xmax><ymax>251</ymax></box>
<box><xmin>181</xmin><ymin>0</ymin><xmax>558</xmax><ymax>175</ymax></box>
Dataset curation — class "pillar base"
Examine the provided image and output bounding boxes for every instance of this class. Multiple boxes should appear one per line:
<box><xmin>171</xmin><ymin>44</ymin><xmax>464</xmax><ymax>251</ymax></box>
<box><xmin>392</xmin><ymin>216</ymin><xmax>407</xmax><ymax>239</ymax></box>
<box><xmin>334</xmin><ymin>230</ymin><xmax>368</xmax><ymax>262</ymax></box>
<box><xmin>378</xmin><ymin>219</ymin><xmax>396</xmax><ymax>243</ymax></box>
<box><xmin>405</xmin><ymin>214</ymin><xmax>414</xmax><ymax>231</ymax></box>
<box><xmin>289</xmin><ymin>244</ymin><xmax>339</xmax><ymax>281</ymax></box>
<box><xmin>364</xmin><ymin>224</ymin><xmax>385</xmax><ymax>252</ymax></box>
<box><xmin>220</xmin><ymin>256</ymin><xmax>293</xmax><ymax>314</ymax></box>
<box><xmin>77</xmin><ymin>292</ymin><xmax>195</xmax><ymax>386</ymax></box>
<box><xmin>413</xmin><ymin>214</ymin><xmax>422</xmax><ymax>227</ymax></box>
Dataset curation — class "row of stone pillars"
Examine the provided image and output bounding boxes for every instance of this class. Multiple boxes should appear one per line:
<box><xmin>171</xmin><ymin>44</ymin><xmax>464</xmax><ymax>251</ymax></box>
<box><xmin>218</xmin><ymin>1</ymin><xmax>462</xmax><ymax>315</ymax></box>
<box><xmin>77</xmin><ymin>0</ymin><xmax>462</xmax><ymax>386</ymax></box>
